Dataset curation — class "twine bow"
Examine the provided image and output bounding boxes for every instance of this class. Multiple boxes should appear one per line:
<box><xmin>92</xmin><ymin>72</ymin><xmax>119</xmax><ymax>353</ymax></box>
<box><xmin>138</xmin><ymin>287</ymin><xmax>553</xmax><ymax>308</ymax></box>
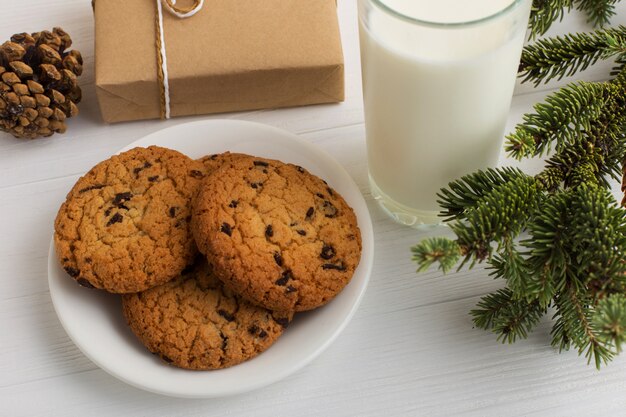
<box><xmin>155</xmin><ymin>0</ymin><xmax>204</xmax><ymax>119</ymax></box>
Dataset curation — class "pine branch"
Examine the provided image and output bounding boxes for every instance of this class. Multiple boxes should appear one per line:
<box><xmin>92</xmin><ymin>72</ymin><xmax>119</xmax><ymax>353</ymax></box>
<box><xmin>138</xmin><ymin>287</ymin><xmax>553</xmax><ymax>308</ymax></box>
<box><xmin>519</xmin><ymin>26</ymin><xmax>626</xmax><ymax>86</ymax></box>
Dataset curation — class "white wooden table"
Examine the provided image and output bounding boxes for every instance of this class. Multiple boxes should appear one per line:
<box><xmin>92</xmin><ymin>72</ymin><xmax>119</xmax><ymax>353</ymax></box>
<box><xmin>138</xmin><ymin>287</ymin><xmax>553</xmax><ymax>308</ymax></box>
<box><xmin>2</xmin><ymin>1</ymin><xmax>626</xmax><ymax>416</ymax></box>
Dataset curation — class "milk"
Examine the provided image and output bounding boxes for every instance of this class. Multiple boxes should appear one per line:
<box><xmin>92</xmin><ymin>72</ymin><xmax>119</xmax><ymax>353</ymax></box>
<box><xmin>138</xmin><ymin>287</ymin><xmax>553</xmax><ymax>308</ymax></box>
<box><xmin>359</xmin><ymin>0</ymin><xmax>531</xmax><ymax>225</ymax></box>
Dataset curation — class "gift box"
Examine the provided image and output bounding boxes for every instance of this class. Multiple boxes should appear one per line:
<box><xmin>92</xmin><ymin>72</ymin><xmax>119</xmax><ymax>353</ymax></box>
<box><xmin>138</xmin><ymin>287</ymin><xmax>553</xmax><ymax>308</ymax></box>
<box><xmin>94</xmin><ymin>0</ymin><xmax>344</xmax><ymax>123</ymax></box>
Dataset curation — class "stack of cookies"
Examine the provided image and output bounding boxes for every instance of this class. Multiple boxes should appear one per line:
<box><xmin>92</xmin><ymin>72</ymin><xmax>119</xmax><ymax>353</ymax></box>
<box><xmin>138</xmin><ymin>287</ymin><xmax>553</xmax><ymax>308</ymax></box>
<box><xmin>54</xmin><ymin>146</ymin><xmax>362</xmax><ymax>370</ymax></box>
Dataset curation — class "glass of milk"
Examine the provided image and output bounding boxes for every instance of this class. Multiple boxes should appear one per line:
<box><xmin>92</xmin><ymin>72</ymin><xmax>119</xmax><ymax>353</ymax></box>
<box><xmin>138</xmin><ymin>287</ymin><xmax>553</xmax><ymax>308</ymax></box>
<box><xmin>358</xmin><ymin>0</ymin><xmax>532</xmax><ymax>226</ymax></box>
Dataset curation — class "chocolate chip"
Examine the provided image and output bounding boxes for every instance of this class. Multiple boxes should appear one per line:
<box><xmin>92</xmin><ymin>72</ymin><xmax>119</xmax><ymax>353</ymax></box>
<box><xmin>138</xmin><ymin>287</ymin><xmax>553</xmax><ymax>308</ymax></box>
<box><xmin>113</xmin><ymin>192</ymin><xmax>132</xmax><ymax>207</ymax></box>
<box><xmin>306</xmin><ymin>207</ymin><xmax>314</xmax><ymax>219</ymax></box>
<box><xmin>297</xmin><ymin>230</ymin><xmax>307</xmax><ymax>236</ymax></box>
<box><xmin>148</xmin><ymin>175</ymin><xmax>159</xmax><ymax>182</ymax></box>
<box><xmin>107</xmin><ymin>212</ymin><xmax>123</xmax><ymax>226</ymax></box>
<box><xmin>253</xmin><ymin>160</ymin><xmax>269</xmax><ymax>167</ymax></box>
<box><xmin>322</xmin><ymin>262</ymin><xmax>346</xmax><ymax>271</ymax></box>
<box><xmin>169</xmin><ymin>207</ymin><xmax>177</xmax><ymax>218</ymax></box>
<box><xmin>77</xmin><ymin>278</ymin><xmax>95</xmax><ymax>288</ymax></box>
<box><xmin>248</xmin><ymin>325</ymin><xmax>259</xmax><ymax>335</ymax></box>
<box><xmin>78</xmin><ymin>184</ymin><xmax>104</xmax><ymax>193</ymax></box>
<box><xmin>320</xmin><ymin>244</ymin><xmax>336</xmax><ymax>260</ymax></box>
<box><xmin>218</xmin><ymin>309</ymin><xmax>235</xmax><ymax>322</ymax></box>
<box><xmin>161</xmin><ymin>355</ymin><xmax>173</xmax><ymax>363</ymax></box>
<box><xmin>85</xmin><ymin>257</ymin><xmax>92</xmax><ymax>264</ymax></box>
<box><xmin>104</xmin><ymin>208</ymin><xmax>112</xmax><ymax>217</ymax></box>
<box><xmin>316</xmin><ymin>193</ymin><xmax>325</xmax><ymax>198</ymax></box>
<box><xmin>275</xmin><ymin>270</ymin><xmax>291</xmax><ymax>286</ymax></box>
<box><xmin>273</xmin><ymin>252</ymin><xmax>283</xmax><ymax>266</ymax></box>
<box><xmin>251</xmin><ymin>182</ymin><xmax>263</xmax><ymax>189</ymax></box>
<box><xmin>221</xmin><ymin>223</ymin><xmax>232</xmax><ymax>236</ymax></box>
<box><xmin>322</xmin><ymin>201</ymin><xmax>338</xmax><ymax>218</ymax></box>
<box><xmin>275</xmin><ymin>317</ymin><xmax>290</xmax><ymax>328</ymax></box>
<box><xmin>258</xmin><ymin>330</ymin><xmax>268</xmax><ymax>338</ymax></box>
<box><xmin>296</xmin><ymin>166</ymin><xmax>305</xmax><ymax>173</ymax></box>
<box><xmin>265</xmin><ymin>224</ymin><xmax>273</xmax><ymax>238</ymax></box>
<box><xmin>190</xmin><ymin>170</ymin><xmax>204</xmax><ymax>178</ymax></box>
<box><xmin>229</xmin><ymin>200</ymin><xmax>238</xmax><ymax>208</ymax></box>
<box><xmin>133</xmin><ymin>162</ymin><xmax>152</xmax><ymax>175</ymax></box>
<box><xmin>327</xmin><ymin>187</ymin><xmax>334</xmax><ymax>196</ymax></box>
<box><xmin>210</xmin><ymin>154</ymin><xmax>218</xmax><ymax>160</ymax></box>
<box><xmin>64</xmin><ymin>266</ymin><xmax>80</xmax><ymax>278</ymax></box>
<box><xmin>62</xmin><ymin>257</ymin><xmax>69</xmax><ymax>262</ymax></box>
<box><xmin>286</xmin><ymin>286</ymin><xmax>296</xmax><ymax>294</ymax></box>
<box><xmin>290</xmin><ymin>222</ymin><xmax>298</xmax><ymax>227</ymax></box>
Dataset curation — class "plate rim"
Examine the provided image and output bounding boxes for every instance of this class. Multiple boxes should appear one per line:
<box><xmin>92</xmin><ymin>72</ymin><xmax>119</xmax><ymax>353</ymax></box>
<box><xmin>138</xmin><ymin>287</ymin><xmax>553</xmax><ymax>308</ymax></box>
<box><xmin>48</xmin><ymin>119</ymin><xmax>374</xmax><ymax>398</ymax></box>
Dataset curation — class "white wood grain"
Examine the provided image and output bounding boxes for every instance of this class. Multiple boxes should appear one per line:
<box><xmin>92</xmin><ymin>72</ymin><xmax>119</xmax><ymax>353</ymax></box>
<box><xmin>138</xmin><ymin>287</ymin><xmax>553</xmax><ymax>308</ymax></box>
<box><xmin>2</xmin><ymin>0</ymin><xmax>626</xmax><ymax>416</ymax></box>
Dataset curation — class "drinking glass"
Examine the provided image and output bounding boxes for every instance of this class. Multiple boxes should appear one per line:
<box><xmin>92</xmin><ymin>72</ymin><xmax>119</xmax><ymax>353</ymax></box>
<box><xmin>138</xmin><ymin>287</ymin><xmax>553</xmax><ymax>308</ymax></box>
<box><xmin>358</xmin><ymin>0</ymin><xmax>532</xmax><ymax>226</ymax></box>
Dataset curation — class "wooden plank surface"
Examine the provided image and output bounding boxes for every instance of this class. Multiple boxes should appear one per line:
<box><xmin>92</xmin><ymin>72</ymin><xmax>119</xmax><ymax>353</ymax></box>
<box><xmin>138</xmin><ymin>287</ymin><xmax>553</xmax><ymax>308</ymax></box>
<box><xmin>2</xmin><ymin>1</ymin><xmax>626</xmax><ymax>416</ymax></box>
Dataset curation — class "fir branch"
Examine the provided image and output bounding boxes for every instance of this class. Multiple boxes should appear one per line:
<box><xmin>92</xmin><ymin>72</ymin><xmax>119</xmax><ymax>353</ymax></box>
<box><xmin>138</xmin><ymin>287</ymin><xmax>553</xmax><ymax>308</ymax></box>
<box><xmin>488</xmin><ymin>249</ymin><xmax>529</xmax><ymax>297</ymax></box>
<box><xmin>411</xmin><ymin>238</ymin><xmax>461</xmax><ymax>273</ymax></box>
<box><xmin>413</xmin><ymin>21</ymin><xmax>626</xmax><ymax>366</ymax></box>
<box><xmin>471</xmin><ymin>288</ymin><xmax>517</xmax><ymax>330</ymax></box>
<box><xmin>593</xmin><ymin>294</ymin><xmax>626</xmax><ymax>353</ymax></box>
<box><xmin>568</xmin><ymin>186</ymin><xmax>626</xmax><ymax>294</ymax></box>
<box><xmin>451</xmin><ymin>175</ymin><xmax>541</xmax><ymax>267</ymax></box>
<box><xmin>528</xmin><ymin>0</ymin><xmax>619</xmax><ymax>39</ymax></box>
<box><xmin>575</xmin><ymin>0</ymin><xmax>619</xmax><ymax>27</ymax></box>
<box><xmin>437</xmin><ymin>167</ymin><xmax>529</xmax><ymax>221</ymax></box>
<box><xmin>529</xmin><ymin>0</ymin><xmax>574</xmax><ymax>39</ymax></box>
<box><xmin>506</xmin><ymin>80</ymin><xmax>606</xmax><ymax>159</ymax></box>
<box><xmin>519</xmin><ymin>26</ymin><xmax>626</xmax><ymax>86</ymax></box>
<box><xmin>522</xmin><ymin>193</ymin><xmax>570</xmax><ymax>306</ymax></box>
<box><xmin>506</xmin><ymin>71</ymin><xmax>626</xmax><ymax>168</ymax></box>
<box><xmin>471</xmin><ymin>288</ymin><xmax>545</xmax><ymax>343</ymax></box>
<box><xmin>552</xmin><ymin>287</ymin><xmax>613</xmax><ymax>368</ymax></box>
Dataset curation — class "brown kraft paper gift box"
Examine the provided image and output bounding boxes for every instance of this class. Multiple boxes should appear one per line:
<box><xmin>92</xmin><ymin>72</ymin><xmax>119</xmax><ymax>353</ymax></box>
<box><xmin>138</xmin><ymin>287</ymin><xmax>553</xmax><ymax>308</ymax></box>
<box><xmin>94</xmin><ymin>0</ymin><xmax>345</xmax><ymax>123</ymax></box>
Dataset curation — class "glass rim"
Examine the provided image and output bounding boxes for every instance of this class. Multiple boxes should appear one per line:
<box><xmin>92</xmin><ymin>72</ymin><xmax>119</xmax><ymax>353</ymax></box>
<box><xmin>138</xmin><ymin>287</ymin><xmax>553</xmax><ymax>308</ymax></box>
<box><xmin>367</xmin><ymin>0</ymin><xmax>526</xmax><ymax>28</ymax></box>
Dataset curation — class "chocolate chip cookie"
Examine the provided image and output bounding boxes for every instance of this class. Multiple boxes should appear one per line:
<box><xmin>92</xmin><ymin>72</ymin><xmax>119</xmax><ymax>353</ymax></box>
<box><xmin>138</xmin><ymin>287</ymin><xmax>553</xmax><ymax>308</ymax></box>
<box><xmin>192</xmin><ymin>155</ymin><xmax>362</xmax><ymax>312</ymax></box>
<box><xmin>197</xmin><ymin>152</ymin><xmax>247</xmax><ymax>175</ymax></box>
<box><xmin>54</xmin><ymin>146</ymin><xmax>206</xmax><ymax>293</ymax></box>
<box><xmin>122</xmin><ymin>259</ymin><xmax>291</xmax><ymax>370</ymax></box>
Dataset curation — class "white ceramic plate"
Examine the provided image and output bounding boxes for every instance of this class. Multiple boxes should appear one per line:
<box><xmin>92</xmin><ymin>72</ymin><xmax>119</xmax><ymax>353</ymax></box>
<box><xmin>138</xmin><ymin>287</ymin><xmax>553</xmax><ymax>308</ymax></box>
<box><xmin>48</xmin><ymin>119</ymin><xmax>374</xmax><ymax>398</ymax></box>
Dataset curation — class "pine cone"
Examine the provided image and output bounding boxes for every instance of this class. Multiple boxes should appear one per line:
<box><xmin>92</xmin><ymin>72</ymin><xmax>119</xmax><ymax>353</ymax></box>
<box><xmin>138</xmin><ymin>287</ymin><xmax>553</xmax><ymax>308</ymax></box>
<box><xmin>0</xmin><ymin>28</ymin><xmax>82</xmax><ymax>139</ymax></box>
